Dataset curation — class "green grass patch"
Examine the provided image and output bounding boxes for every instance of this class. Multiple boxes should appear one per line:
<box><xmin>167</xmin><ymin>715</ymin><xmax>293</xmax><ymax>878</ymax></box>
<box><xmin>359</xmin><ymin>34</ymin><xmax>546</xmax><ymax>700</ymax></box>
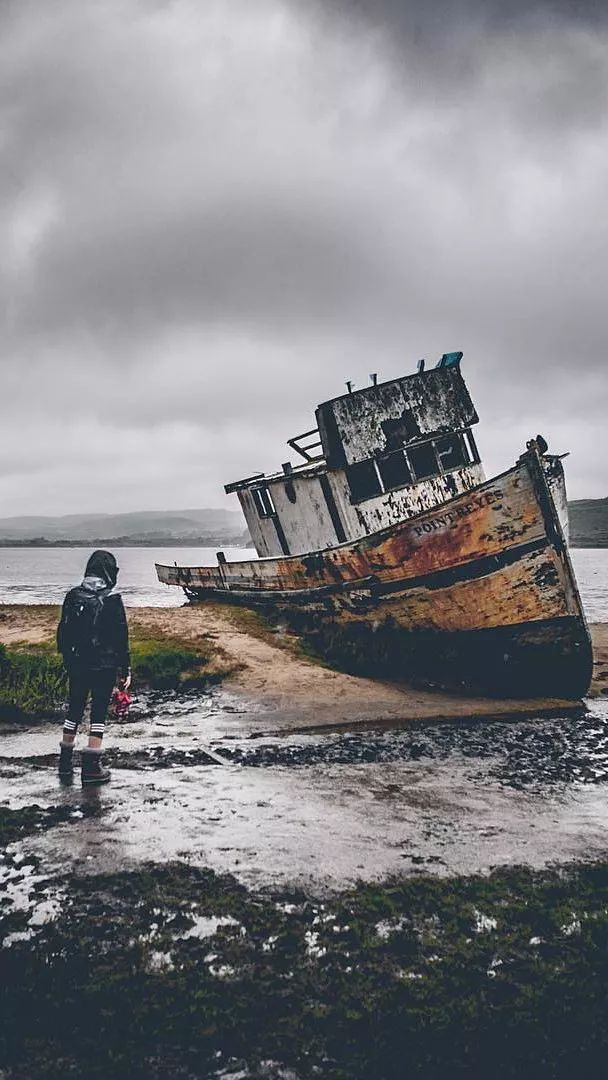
<box><xmin>0</xmin><ymin>643</ymin><xmax>67</xmax><ymax>720</ymax></box>
<box><xmin>130</xmin><ymin>636</ymin><xmax>211</xmax><ymax>691</ymax></box>
<box><xmin>0</xmin><ymin>633</ymin><xmax>220</xmax><ymax>723</ymax></box>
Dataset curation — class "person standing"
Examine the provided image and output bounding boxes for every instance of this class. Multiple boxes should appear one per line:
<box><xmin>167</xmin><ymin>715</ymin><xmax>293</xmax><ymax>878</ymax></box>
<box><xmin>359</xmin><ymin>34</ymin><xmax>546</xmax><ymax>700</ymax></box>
<box><xmin>56</xmin><ymin>550</ymin><xmax>131</xmax><ymax>786</ymax></box>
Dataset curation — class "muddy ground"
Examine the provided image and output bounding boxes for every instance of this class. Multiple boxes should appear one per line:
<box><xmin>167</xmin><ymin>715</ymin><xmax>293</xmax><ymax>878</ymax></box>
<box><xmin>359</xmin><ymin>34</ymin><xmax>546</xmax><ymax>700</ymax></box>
<box><xmin>2</xmin><ymin>606</ymin><xmax>608</xmax><ymax>1077</ymax></box>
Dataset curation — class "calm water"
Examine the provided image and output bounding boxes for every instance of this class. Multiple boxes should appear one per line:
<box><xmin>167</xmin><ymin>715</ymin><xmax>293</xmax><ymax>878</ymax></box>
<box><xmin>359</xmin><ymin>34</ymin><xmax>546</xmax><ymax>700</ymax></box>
<box><xmin>0</xmin><ymin>547</ymin><xmax>256</xmax><ymax>608</ymax></box>
<box><xmin>0</xmin><ymin>546</ymin><xmax>606</xmax><ymax>621</ymax></box>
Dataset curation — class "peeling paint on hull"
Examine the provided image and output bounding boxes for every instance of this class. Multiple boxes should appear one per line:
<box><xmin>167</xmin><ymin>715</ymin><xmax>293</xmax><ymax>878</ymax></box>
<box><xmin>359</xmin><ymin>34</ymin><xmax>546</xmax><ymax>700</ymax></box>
<box><xmin>157</xmin><ymin>450</ymin><xmax>592</xmax><ymax>699</ymax></box>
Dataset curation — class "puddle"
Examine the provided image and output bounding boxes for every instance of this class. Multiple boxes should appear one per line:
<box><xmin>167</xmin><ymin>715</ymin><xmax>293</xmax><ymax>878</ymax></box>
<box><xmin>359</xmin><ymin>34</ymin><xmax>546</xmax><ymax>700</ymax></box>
<box><xmin>180</xmin><ymin>913</ymin><xmax>242</xmax><ymax>940</ymax></box>
<box><xmin>0</xmin><ymin>851</ymin><xmax>65</xmax><ymax>947</ymax></box>
<box><xmin>0</xmin><ymin>684</ymin><xmax>267</xmax><ymax>760</ymax></box>
<box><xmin>3</xmin><ymin>696</ymin><xmax>608</xmax><ymax>892</ymax></box>
<box><xmin>2</xmin><ymin>753</ymin><xmax>608</xmax><ymax>890</ymax></box>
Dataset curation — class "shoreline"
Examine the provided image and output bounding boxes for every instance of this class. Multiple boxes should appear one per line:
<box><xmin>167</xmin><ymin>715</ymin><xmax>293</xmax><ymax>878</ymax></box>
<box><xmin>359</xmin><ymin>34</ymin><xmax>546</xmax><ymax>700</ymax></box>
<box><xmin>0</xmin><ymin>539</ymin><xmax>251</xmax><ymax>548</ymax></box>
<box><xmin>1</xmin><ymin>603</ymin><xmax>606</xmax><ymax>731</ymax></box>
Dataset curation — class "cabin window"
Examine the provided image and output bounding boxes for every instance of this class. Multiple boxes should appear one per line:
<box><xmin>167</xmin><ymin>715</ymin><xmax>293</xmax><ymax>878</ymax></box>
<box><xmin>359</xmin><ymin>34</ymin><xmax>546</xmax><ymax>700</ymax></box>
<box><xmin>347</xmin><ymin>429</ymin><xmax>480</xmax><ymax>503</ymax></box>
<box><xmin>346</xmin><ymin>459</ymin><xmax>382</xmax><ymax>501</ymax></box>
<box><xmin>408</xmin><ymin>441</ymin><xmax>438</xmax><ymax>481</ymax></box>
<box><xmin>252</xmin><ymin>486</ymin><xmax>276</xmax><ymax>518</ymax></box>
<box><xmin>377</xmin><ymin>450</ymin><xmax>413</xmax><ymax>491</ymax></box>
<box><xmin>435</xmin><ymin>434</ymin><xmax>468</xmax><ymax>471</ymax></box>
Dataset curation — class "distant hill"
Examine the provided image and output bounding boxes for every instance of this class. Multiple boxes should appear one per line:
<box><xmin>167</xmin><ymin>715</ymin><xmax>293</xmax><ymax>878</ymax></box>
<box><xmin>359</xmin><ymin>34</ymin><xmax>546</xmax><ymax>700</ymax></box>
<box><xmin>0</xmin><ymin>509</ymin><xmax>250</xmax><ymax>546</ymax></box>
<box><xmin>0</xmin><ymin>501</ymin><xmax>604</xmax><ymax>548</ymax></box>
<box><xmin>569</xmin><ymin>499</ymin><xmax>608</xmax><ymax>548</ymax></box>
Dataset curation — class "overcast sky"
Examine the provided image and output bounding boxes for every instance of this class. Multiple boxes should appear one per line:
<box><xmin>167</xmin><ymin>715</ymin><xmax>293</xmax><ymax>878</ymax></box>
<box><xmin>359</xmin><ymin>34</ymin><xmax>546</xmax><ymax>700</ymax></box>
<box><xmin>1</xmin><ymin>0</ymin><xmax>606</xmax><ymax>515</ymax></box>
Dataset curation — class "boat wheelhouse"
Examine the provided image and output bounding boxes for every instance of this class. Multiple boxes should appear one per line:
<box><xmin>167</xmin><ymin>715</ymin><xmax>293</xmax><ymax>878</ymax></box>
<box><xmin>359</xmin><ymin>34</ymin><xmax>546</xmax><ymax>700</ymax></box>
<box><xmin>226</xmin><ymin>352</ymin><xmax>486</xmax><ymax>558</ymax></box>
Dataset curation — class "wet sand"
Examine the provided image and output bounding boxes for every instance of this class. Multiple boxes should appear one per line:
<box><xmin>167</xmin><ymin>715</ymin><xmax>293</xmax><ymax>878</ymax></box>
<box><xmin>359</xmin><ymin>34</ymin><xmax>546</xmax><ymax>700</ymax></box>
<box><xmin>1</xmin><ymin>603</ymin><xmax>606</xmax><ymax>732</ymax></box>
<box><xmin>2</xmin><ymin>683</ymin><xmax>608</xmax><ymax>894</ymax></box>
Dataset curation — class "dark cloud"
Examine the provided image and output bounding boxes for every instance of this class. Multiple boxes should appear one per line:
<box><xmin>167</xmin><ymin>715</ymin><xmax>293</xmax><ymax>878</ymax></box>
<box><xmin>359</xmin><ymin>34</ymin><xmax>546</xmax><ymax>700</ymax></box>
<box><xmin>310</xmin><ymin>0</ymin><xmax>608</xmax><ymax>40</ymax></box>
<box><xmin>0</xmin><ymin>0</ymin><xmax>606</xmax><ymax>515</ymax></box>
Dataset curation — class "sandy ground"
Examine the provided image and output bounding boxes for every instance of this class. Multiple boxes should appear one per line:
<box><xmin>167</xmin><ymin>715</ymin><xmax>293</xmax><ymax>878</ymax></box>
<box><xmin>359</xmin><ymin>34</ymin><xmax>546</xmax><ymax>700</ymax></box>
<box><xmin>0</xmin><ymin>603</ymin><xmax>606</xmax><ymax>733</ymax></box>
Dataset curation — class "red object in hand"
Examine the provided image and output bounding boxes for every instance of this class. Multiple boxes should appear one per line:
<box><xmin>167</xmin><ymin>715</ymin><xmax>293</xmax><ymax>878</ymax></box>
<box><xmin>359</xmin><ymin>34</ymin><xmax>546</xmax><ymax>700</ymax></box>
<box><xmin>112</xmin><ymin>687</ymin><xmax>132</xmax><ymax>720</ymax></box>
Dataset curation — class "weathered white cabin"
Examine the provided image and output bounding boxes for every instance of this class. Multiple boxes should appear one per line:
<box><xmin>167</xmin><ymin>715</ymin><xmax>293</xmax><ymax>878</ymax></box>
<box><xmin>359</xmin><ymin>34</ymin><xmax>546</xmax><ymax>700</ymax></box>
<box><xmin>226</xmin><ymin>353</ymin><xmax>486</xmax><ymax>559</ymax></box>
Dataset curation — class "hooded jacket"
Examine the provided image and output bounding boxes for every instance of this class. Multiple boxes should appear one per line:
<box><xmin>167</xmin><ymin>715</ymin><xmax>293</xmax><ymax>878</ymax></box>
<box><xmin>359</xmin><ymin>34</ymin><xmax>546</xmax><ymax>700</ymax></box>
<box><xmin>57</xmin><ymin>550</ymin><xmax>130</xmax><ymax>674</ymax></box>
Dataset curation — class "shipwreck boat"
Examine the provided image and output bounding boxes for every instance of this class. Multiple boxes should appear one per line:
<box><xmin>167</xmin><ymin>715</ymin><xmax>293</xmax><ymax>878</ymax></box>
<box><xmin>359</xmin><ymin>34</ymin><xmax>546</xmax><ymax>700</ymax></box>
<box><xmin>156</xmin><ymin>353</ymin><xmax>592</xmax><ymax>699</ymax></box>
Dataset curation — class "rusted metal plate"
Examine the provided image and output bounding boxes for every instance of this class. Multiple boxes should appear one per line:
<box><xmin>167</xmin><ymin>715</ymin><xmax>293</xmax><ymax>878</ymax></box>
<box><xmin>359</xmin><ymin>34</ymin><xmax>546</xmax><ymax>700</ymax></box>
<box><xmin>339</xmin><ymin>546</ymin><xmax>571</xmax><ymax>632</ymax></box>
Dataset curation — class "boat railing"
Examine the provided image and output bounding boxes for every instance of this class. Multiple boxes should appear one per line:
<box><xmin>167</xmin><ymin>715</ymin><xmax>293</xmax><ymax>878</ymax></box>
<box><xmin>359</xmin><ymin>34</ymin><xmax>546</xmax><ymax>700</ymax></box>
<box><xmin>287</xmin><ymin>427</ymin><xmax>324</xmax><ymax>463</ymax></box>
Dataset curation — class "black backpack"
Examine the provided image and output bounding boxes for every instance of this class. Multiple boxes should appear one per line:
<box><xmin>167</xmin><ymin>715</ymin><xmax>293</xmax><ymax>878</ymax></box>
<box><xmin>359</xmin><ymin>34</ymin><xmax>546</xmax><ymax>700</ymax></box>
<box><xmin>60</xmin><ymin>586</ymin><xmax>108</xmax><ymax>665</ymax></box>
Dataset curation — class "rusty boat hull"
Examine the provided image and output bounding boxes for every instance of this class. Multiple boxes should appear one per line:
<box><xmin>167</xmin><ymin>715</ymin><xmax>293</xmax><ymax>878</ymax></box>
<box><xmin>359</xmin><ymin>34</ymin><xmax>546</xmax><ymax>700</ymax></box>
<box><xmin>156</xmin><ymin>449</ymin><xmax>592</xmax><ymax>699</ymax></box>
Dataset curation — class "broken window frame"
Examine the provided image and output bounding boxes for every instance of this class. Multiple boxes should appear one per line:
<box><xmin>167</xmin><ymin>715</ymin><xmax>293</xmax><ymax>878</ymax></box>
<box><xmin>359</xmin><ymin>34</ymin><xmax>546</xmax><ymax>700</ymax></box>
<box><xmin>377</xmin><ymin>449</ymin><xmax>413</xmax><ymax>491</ymax></box>
<box><xmin>346</xmin><ymin>428</ymin><xmax>482</xmax><ymax>503</ymax></box>
<box><xmin>434</xmin><ymin>433</ymin><xmax>470</xmax><ymax>472</ymax></box>
<box><xmin>406</xmin><ymin>441</ymin><xmax>440</xmax><ymax>482</ymax></box>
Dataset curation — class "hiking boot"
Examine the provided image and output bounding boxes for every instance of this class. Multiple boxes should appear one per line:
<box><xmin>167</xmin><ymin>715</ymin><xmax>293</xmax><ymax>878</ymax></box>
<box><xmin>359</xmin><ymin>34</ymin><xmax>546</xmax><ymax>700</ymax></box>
<box><xmin>58</xmin><ymin>742</ymin><xmax>74</xmax><ymax>780</ymax></box>
<box><xmin>81</xmin><ymin>749</ymin><xmax>111</xmax><ymax>787</ymax></box>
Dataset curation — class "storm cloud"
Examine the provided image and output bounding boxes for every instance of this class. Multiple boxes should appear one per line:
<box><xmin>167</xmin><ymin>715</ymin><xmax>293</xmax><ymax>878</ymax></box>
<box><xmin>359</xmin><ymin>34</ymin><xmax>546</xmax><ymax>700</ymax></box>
<box><xmin>1</xmin><ymin>0</ymin><xmax>606</xmax><ymax>514</ymax></box>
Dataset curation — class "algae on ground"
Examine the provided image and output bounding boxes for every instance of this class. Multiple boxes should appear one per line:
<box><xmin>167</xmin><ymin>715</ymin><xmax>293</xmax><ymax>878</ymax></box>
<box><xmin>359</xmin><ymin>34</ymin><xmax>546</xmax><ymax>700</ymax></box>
<box><xmin>3</xmin><ymin>859</ymin><xmax>608</xmax><ymax>1078</ymax></box>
